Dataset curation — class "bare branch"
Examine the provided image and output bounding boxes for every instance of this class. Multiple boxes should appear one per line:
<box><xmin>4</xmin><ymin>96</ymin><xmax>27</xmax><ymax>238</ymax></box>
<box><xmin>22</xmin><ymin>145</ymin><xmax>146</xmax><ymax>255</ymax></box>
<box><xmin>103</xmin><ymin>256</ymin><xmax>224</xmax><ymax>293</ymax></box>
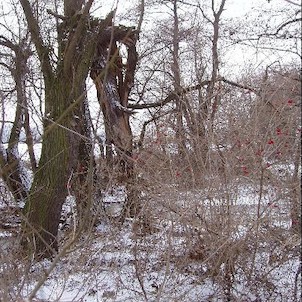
<box><xmin>137</xmin><ymin>0</ymin><xmax>145</xmax><ymax>37</ymax></box>
<box><xmin>63</xmin><ymin>0</ymin><xmax>95</xmax><ymax>74</ymax></box>
<box><xmin>19</xmin><ymin>0</ymin><xmax>53</xmax><ymax>79</ymax></box>
<box><xmin>275</xmin><ymin>18</ymin><xmax>302</xmax><ymax>35</ymax></box>
<box><xmin>46</xmin><ymin>9</ymin><xmax>66</xmax><ymax>20</ymax></box>
<box><xmin>282</xmin><ymin>0</ymin><xmax>301</xmax><ymax>7</ymax></box>
<box><xmin>220</xmin><ymin>77</ymin><xmax>259</xmax><ymax>94</ymax></box>
<box><xmin>128</xmin><ymin>81</ymin><xmax>211</xmax><ymax>109</ymax></box>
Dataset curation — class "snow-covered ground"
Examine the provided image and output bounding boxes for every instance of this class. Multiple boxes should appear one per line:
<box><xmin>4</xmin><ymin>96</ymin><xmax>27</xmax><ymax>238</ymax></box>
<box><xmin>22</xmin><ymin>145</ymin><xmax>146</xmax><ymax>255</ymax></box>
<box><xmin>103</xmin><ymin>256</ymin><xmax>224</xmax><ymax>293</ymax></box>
<box><xmin>0</xmin><ymin>177</ymin><xmax>301</xmax><ymax>301</ymax></box>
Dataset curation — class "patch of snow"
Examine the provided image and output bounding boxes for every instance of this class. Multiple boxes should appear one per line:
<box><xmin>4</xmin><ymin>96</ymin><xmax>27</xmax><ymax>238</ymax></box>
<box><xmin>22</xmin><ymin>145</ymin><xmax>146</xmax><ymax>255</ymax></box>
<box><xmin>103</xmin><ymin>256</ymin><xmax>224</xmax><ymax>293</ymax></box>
<box><xmin>102</xmin><ymin>185</ymin><xmax>127</xmax><ymax>217</ymax></box>
<box><xmin>103</xmin><ymin>185</ymin><xmax>127</xmax><ymax>204</ymax></box>
<box><xmin>1</xmin><ymin>178</ymin><xmax>300</xmax><ymax>302</ymax></box>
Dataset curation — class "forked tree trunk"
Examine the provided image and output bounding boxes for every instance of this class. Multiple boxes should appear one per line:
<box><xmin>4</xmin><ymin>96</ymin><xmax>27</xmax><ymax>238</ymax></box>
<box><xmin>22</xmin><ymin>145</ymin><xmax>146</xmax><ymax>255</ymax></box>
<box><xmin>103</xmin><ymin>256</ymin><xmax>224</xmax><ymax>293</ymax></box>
<box><xmin>20</xmin><ymin>0</ymin><xmax>112</xmax><ymax>258</ymax></box>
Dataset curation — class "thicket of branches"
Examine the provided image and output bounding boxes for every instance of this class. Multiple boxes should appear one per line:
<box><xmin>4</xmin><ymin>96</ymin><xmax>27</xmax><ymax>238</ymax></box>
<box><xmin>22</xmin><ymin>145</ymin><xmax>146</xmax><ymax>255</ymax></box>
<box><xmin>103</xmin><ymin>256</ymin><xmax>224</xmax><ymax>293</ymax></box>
<box><xmin>0</xmin><ymin>0</ymin><xmax>301</xmax><ymax>300</ymax></box>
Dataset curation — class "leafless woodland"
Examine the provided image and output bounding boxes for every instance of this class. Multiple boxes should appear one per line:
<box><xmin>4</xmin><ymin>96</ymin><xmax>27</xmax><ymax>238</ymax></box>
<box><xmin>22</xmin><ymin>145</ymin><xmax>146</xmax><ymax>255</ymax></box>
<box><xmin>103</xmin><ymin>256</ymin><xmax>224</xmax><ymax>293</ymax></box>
<box><xmin>0</xmin><ymin>0</ymin><xmax>301</xmax><ymax>301</ymax></box>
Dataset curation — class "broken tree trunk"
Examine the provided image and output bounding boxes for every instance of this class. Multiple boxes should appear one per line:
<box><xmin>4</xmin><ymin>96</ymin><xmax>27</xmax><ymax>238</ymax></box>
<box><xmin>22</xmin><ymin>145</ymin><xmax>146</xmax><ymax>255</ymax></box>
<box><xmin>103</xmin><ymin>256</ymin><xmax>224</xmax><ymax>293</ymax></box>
<box><xmin>90</xmin><ymin>25</ymin><xmax>140</xmax><ymax>219</ymax></box>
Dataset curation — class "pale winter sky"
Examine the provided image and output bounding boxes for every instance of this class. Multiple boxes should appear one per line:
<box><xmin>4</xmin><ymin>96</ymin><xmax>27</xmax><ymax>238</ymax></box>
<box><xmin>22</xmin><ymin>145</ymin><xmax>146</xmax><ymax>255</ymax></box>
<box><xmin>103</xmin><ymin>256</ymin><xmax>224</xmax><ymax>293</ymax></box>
<box><xmin>99</xmin><ymin>0</ymin><xmax>300</xmax><ymax>73</ymax></box>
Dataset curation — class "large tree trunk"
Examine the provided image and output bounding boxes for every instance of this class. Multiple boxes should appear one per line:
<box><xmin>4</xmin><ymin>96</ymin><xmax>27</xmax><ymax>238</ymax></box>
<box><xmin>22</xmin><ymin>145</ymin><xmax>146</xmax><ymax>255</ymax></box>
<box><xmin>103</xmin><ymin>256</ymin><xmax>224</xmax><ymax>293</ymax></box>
<box><xmin>22</xmin><ymin>77</ymin><xmax>80</xmax><ymax>257</ymax></box>
<box><xmin>72</xmin><ymin>94</ymin><xmax>96</xmax><ymax>227</ymax></box>
<box><xmin>91</xmin><ymin>26</ymin><xmax>139</xmax><ymax>220</ymax></box>
<box><xmin>20</xmin><ymin>0</ymin><xmax>112</xmax><ymax>258</ymax></box>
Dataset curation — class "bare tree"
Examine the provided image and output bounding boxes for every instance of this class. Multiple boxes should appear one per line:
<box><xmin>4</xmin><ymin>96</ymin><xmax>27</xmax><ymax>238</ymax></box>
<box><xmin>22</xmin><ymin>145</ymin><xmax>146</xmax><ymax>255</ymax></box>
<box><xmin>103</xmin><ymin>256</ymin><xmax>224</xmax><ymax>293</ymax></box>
<box><xmin>19</xmin><ymin>0</ymin><xmax>113</xmax><ymax>258</ymax></box>
<box><xmin>0</xmin><ymin>35</ymin><xmax>32</xmax><ymax>202</ymax></box>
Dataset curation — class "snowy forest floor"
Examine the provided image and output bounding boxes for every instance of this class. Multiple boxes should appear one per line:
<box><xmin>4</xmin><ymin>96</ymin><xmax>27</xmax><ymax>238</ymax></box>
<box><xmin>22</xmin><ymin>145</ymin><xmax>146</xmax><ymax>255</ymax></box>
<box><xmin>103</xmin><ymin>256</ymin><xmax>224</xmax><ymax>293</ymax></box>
<box><xmin>0</xmin><ymin>173</ymin><xmax>301</xmax><ymax>302</ymax></box>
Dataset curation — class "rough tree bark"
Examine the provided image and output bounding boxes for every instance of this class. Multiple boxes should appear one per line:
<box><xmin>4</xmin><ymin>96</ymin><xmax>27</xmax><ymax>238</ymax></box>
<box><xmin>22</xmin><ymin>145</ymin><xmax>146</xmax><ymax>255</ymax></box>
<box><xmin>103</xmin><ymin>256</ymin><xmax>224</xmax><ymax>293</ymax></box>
<box><xmin>90</xmin><ymin>25</ymin><xmax>139</xmax><ymax>219</ymax></box>
<box><xmin>20</xmin><ymin>0</ymin><xmax>113</xmax><ymax>258</ymax></box>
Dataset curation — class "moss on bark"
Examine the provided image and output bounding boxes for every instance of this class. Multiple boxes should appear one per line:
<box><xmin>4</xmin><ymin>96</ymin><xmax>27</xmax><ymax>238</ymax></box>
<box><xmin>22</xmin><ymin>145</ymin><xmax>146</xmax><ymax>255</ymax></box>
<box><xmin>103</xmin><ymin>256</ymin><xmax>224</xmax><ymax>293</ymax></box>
<box><xmin>22</xmin><ymin>77</ymin><xmax>76</xmax><ymax>258</ymax></box>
